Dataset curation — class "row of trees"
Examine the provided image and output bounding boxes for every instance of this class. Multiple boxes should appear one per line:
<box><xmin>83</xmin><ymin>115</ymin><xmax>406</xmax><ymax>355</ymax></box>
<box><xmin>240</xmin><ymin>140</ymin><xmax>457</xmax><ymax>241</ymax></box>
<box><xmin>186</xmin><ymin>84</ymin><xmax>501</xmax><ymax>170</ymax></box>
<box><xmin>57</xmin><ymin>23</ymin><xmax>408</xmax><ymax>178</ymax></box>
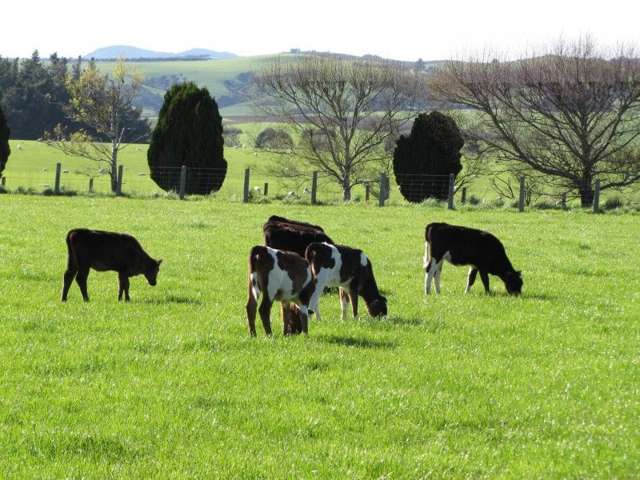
<box><xmin>0</xmin><ymin>105</ymin><xmax>9</xmax><ymax>176</ymax></box>
<box><xmin>253</xmin><ymin>40</ymin><xmax>640</xmax><ymax>205</ymax></box>
<box><xmin>0</xmin><ymin>52</ymin><xmax>227</xmax><ymax>194</ymax></box>
<box><xmin>0</xmin><ymin>51</ymin><xmax>149</xmax><ymax>142</ymax></box>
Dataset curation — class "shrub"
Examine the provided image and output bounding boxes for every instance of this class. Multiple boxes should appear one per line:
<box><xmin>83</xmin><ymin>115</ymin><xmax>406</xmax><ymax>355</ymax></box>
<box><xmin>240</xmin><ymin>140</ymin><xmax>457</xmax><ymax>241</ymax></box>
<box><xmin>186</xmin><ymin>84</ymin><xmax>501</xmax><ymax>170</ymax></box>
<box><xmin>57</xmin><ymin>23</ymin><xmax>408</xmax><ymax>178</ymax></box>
<box><xmin>604</xmin><ymin>195</ymin><xmax>624</xmax><ymax>210</ymax></box>
<box><xmin>147</xmin><ymin>83</ymin><xmax>227</xmax><ymax>194</ymax></box>
<box><xmin>255</xmin><ymin>128</ymin><xmax>293</xmax><ymax>150</ymax></box>
<box><xmin>393</xmin><ymin>111</ymin><xmax>464</xmax><ymax>202</ymax></box>
<box><xmin>223</xmin><ymin>126</ymin><xmax>242</xmax><ymax>148</ymax></box>
<box><xmin>0</xmin><ymin>105</ymin><xmax>10</xmax><ymax>177</ymax></box>
<box><xmin>468</xmin><ymin>195</ymin><xmax>481</xmax><ymax>205</ymax></box>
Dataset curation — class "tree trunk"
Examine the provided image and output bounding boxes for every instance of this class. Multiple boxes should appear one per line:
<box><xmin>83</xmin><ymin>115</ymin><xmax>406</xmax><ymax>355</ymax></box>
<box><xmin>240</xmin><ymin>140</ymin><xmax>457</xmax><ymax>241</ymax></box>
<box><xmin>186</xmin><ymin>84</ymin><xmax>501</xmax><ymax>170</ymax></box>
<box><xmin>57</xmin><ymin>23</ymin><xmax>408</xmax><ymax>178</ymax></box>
<box><xmin>110</xmin><ymin>143</ymin><xmax>118</xmax><ymax>193</ymax></box>
<box><xmin>578</xmin><ymin>175</ymin><xmax>594</xmax><ymax>208</ymax></box>
<box><xmin>342</xmin><ymin>176</ymin><xmax>351</xmax><ymax>201</ymax></box>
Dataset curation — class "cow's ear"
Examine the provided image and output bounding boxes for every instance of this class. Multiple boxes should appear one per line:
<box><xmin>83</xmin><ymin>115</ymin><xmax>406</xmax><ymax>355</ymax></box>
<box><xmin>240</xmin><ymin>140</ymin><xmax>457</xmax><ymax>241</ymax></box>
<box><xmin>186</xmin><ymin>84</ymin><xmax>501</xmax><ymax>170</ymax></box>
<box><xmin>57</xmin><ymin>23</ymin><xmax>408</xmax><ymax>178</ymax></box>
<box><xmin>157</xmin><ymin>259</ymin><xmax>163</xmax><ymax>266</ymax></box>
<box><xmin>516</xmin><ymin>270</ymin><xmax>522</xmax><ymax>278</ymax></box>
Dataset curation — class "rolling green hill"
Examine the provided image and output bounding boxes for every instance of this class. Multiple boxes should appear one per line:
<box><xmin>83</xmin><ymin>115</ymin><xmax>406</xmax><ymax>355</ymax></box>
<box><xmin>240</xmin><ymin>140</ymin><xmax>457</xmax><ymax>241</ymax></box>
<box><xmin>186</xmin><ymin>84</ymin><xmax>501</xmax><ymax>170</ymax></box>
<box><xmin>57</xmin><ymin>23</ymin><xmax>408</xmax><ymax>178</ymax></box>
<box><xmin>95</xmin><ymin>54</ymin><xmax>443</xmax><ymax>120</ymax></box>
<box><xmin>96</xmin><ymin>55</ymin><xmax>288</xmax><ymax>119</ymax></box>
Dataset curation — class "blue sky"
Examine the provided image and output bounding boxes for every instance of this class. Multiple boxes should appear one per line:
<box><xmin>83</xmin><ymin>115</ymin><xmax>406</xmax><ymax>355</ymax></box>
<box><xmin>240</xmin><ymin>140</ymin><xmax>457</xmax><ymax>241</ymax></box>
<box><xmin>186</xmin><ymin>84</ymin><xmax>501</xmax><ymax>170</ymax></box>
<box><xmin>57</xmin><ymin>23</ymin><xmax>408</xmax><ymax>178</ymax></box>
<box><xmin>1</xmin><ymin>0</ymin><xmax>638</xmax><ymax>60</ymax></box>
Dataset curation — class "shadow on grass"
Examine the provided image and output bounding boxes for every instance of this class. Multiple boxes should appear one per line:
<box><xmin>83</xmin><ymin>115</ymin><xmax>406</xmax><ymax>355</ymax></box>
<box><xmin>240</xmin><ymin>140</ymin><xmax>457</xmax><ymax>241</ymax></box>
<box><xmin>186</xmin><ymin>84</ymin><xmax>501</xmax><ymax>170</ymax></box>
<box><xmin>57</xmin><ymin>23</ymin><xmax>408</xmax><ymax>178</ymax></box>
<box><xmin>140</xmin><ymin>294</ymin><xmax>203</xmax><ymax>305</ymax></box>
<box><xmin>521</xmin><ymin>292</ymin><xmax>558</xmax><ymax>301</ymax></box>
<box><xmin>317</xmin><ymin>334</ymin><xmax>396</xmax><ymax>350</ymax></box>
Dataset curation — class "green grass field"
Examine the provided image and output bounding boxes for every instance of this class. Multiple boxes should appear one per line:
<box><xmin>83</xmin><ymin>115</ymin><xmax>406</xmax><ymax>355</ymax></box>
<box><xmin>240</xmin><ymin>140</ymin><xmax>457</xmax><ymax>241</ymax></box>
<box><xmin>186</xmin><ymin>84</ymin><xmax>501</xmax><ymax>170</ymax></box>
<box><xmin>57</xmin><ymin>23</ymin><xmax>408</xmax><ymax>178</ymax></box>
<box><xmin>1</xmin><ymin>196</ymin><xmax>639</xmax><ymax>478</ymax></box>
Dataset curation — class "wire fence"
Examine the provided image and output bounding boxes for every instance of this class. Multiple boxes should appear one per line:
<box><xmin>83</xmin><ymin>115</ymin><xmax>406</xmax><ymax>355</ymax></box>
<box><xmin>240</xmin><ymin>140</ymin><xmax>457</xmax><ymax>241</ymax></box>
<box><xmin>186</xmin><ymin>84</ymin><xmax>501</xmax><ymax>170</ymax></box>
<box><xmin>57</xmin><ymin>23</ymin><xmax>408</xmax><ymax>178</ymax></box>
<box><xmin>0</xmin><ymin>162</ymin><xmax>632</xmax><ymax>212</ymax></box>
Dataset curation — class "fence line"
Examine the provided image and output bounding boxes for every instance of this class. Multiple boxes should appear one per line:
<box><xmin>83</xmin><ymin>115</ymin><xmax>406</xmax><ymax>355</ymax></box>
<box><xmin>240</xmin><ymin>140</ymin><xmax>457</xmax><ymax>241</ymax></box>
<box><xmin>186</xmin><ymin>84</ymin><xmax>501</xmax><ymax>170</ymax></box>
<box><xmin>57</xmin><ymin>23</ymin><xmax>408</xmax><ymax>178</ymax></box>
<box><xmin>0</xmin><ymin>162</ymin><xmax>614</xmax><ymax>211</ymax></box>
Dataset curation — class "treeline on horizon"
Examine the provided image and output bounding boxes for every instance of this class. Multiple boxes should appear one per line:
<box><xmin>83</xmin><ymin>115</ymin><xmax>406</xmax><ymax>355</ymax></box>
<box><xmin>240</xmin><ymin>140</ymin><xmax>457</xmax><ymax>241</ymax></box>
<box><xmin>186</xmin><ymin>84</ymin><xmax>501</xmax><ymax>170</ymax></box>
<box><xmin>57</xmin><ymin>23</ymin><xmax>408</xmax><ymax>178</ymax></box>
<box><xmin>0</xmin><ymin>51</ymin><xmax>150</xmax><ymax>141</ymax></box>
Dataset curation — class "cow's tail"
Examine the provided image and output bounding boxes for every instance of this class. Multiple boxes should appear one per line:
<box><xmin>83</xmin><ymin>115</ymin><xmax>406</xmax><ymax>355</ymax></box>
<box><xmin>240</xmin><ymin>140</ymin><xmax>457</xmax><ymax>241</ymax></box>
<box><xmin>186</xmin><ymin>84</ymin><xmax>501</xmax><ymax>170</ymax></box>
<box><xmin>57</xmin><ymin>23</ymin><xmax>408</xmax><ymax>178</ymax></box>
<box><xmin>66</xmin><ymin>230</ymin><xmax>79</xmax><ymax>270</ymax></box>
<box><xmin>423</xmin><ymin>237</ymin><xmax>431</xmax><ymax>271</ymax></box>
<box><xmin>304</xmin><ymin>243</ymin><xmax>319</xmax><ymax>276</ymax></box>
<box><xmin>248</xmin><ymin>246</ymin><xmax>267</xmax><ymax>300</ymax></box>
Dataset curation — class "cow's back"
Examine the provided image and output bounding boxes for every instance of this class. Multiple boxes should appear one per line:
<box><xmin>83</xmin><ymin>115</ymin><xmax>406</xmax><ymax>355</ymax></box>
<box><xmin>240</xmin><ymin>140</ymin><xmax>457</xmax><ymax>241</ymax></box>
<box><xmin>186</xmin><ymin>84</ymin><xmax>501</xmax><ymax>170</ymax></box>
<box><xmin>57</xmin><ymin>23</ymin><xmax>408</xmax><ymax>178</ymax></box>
<box><xmin>263</xmin><ymin>217</ymin><xmax>333</xmax><ymax>257</ymax></box>
<box><xmin>67</xmin><ymin>229</ymin><xmax>146</xmax><ymax>271</ymax></box>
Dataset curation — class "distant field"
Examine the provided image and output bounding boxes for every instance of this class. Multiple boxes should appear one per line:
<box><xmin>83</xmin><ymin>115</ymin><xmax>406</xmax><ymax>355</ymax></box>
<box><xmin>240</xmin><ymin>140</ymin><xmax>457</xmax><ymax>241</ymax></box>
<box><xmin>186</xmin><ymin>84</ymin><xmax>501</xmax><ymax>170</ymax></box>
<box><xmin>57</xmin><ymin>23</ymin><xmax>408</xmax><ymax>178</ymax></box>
<box><xmin>96</xmin><ymin>55</ymin><xmax>284</xmax><ymax>118</ymax></box>
<box><xmin>5</xmin><ymin>139</ymin><xmax>638</xmax><ymax>209</ymax></box>
<box><xmin>0</xmin><ymin>197</ymin><xmax>638</xmax><ymax>478</ymax></box>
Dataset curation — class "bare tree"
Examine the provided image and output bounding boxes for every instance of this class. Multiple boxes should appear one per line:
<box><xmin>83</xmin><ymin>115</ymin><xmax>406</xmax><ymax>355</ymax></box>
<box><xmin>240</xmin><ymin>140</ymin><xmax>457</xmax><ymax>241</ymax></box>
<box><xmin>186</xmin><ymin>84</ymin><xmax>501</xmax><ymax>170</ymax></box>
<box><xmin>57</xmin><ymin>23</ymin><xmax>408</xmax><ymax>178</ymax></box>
<box><xmin>254</xmin><ymin>56</ymin><xmax>419</xmax><ymax>200</ymax></box>
<box><xmin>430</xmin><ymin>38</ymin><xmax>640</xmax><ymax>206</ymax></box>
<box><xmin>43</xmin><ymin>60</ymin><xmax>145</xmax><ymax>193</ymax></box>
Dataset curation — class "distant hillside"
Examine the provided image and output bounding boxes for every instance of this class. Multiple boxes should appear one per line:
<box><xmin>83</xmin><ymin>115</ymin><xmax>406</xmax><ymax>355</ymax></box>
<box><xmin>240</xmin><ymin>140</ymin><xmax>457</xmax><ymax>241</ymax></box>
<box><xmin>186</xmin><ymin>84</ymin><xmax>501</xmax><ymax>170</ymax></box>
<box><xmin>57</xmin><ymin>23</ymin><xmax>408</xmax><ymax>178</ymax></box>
<box><xmin>95</xmin><ymin>52</ymin><xmax>443</xmax><ymax>119</ymax></box>
<box><xmin>85</xmin><ymin>45</ymin><xmax>237</xmax><ymax>61</ymax></box>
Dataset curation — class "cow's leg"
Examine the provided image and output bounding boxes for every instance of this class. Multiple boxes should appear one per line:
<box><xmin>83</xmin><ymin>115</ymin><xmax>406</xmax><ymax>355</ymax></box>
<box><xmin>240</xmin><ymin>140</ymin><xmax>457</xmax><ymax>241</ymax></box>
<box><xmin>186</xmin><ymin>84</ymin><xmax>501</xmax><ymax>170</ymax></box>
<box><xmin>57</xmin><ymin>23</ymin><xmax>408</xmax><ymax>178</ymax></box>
<box><xmin>61</xmin><ymin>266</ymin><xmax>77</xmax><ymax>302</ymax></box>
<box><xmin>465</xmin><ymin>268</ymin><xmax>478</xmax><ymax>293</ymax></box>
<box><xmin>480</xmin><ymin>271</ymin><xmax>491</xmax><ymax>293</ymax></box>
<box><xmin>258</xmin><ymin>297</ymin><xmax>273</xmax><ymax>336</ymax></box>
<box><xmin>425</xmin><ymin>258</ymin><xmax>439</xmax><ymax>295</ymax></box>
<box><xmin>348</xmin><ymin>287</ymin><xmax>359</xmax><ymax>318</ymax></box>
<box><xmin>75</xmin><ymin>268</ymin><xmax>90</xmax><ymax>302</ymax></box>
<box><xmin>118</xmin><ymin>272</ymin><xmax>130</xmax><ymax>302</ymax></box>
<box><xmin>246</xmin><ymin>279</ymin><xmax>258</xmax><ymax>336</ymax></box>
<box><xmin>434</xmin><ymin>261</ymin><xmax>443</xmax><ymax>294</ymax></box>
<box><xmin>339</xmin><ymin>288</ymin><xmax>349</xmax><ymax>320</ymax></box>
<box><xmin>309</xmin><ymin>277</ymin><xmax>326</xmax><ymax>322</ymax></box>
<box><xmin>298</xmin><ymin>304</ymin><xmax>309</xmax><ymax>334</ymax></box>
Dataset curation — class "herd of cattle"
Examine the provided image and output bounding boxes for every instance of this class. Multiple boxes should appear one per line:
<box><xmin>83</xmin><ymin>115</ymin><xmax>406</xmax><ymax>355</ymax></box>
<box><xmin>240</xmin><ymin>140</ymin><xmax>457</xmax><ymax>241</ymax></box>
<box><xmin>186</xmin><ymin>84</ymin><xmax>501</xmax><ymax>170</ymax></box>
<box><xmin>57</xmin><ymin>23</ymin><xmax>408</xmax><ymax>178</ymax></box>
<box><xmin>61</xmin><ymin>215</ymin><xmax>523</xmax><ymax>336</ymax></box>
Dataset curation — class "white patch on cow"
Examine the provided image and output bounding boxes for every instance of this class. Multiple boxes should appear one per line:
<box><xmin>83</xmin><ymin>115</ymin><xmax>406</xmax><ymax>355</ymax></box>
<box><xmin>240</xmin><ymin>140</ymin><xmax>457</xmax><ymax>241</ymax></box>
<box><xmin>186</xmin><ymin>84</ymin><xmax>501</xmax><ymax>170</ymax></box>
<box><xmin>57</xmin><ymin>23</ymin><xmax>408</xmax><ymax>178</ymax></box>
<box><xmin>464</xmin><ymin>267</ymin><xmax>476</xmax><ymax>293</ymax></box>
<box><xmin>309</xmin><ymin>243</ymin><xmax>344</xmax><ymax>319</ymax></box>
<box><xmin>423</xmin><ymin>241</ymin><xmax>430</xmax><ymax>269</ymax></box>
<box><xmin>250</xmin><ymin>272</ymin><xmax>260</xmax><ymax>299</ymax></box>
<box><xmin>426</xmin><ymin>250</ymin><xmax>450</xmax><ymax>295</ymax></box>
<box><xmin>360</xmin><ymin>252</ymin><xmax>368</xmax><ymax>267</ymax></box>
<box><xmin>265</xmin><ymin>247</ymin><xmax>295</xmax><ymax>301</ymax></box>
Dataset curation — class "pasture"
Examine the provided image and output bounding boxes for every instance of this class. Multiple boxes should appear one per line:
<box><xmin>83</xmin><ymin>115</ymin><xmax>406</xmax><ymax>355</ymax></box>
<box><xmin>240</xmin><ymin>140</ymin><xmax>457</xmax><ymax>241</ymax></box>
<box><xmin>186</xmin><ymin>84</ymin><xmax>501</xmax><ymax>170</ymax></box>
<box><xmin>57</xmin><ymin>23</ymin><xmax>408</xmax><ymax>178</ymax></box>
<box><xmin>1</xmin><ymin>196</ymin><xmax>639</xmax><ymax>478</ymax></box>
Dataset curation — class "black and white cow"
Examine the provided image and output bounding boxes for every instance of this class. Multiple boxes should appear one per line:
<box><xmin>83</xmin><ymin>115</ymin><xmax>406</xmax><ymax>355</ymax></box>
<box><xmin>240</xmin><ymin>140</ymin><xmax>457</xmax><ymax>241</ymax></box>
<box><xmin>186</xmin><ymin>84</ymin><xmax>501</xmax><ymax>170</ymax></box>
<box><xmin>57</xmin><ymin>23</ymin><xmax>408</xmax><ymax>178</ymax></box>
<box><xmin>246</xmin><ymin>245</ymin><xmax>320</xmax><ymax>336</ymax></box>
<box><xmin>424</xmin><ymin>222</ymin><xmax>523</xmax><ymax>295</ymax></box>
<box><xmin>305</xmin><ymin>242</ymin><xmax>387</xmax><ymax>319</ymax></box>
<box><xmin>263</xmin><ymin>215</ymin><xmax>335</xmax><ymax>333</ymax></box>
<box><xmin>62</xmin><ymin>228</ymin><xmax>162</xmax><ymax>302</ymax></box>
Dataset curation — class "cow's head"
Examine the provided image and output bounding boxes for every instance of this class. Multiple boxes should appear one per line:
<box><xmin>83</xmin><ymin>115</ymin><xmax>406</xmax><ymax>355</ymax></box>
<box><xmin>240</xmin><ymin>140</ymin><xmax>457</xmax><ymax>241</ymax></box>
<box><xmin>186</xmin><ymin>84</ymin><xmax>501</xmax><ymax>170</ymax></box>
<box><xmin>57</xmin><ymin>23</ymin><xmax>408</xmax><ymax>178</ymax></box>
<box><xmin>366</xmin><ymin>295</ymin><xmax>388</xmax><ymax>317</ymax></box>
<box><xmin>145</xmin><ymin>259</ymin><xmax>162</xmax><ymax>286</ymax></box>
<box><xmin>505</xmin><ymin>270</ymin><xmax>523</xmax><ymax>295</ymax></box>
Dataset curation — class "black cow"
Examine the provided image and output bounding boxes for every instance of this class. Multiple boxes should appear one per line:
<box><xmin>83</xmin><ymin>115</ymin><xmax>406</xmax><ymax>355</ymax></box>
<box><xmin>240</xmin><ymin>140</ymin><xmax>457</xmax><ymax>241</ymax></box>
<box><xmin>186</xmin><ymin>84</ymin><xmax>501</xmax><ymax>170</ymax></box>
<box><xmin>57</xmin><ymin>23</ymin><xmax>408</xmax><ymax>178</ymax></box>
<box><xmin>263</xmin><ymin>215</ymin><xmax>334</xmax><ymax>257</ymax></box>
<box><xmin>62</xmin><ymin>229</ymin><xmax>162</xmax><ymax>302</ymax></box>
<box><xmin>424</xmin><ymin>222</ymin><xmax>523</xmax><ymax>295</ymax></box>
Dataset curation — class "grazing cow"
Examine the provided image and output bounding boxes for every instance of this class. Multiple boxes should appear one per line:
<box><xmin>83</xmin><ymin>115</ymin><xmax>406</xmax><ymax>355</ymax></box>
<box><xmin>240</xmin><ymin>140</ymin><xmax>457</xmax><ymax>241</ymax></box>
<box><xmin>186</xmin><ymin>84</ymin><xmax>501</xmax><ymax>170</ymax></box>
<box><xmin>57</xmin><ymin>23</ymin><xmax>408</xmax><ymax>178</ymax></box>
<box><xmin>246</xmin><ymin>245</ymin><xmax>319</xmax><ymax>336</ymax></box>
<box><xmin>62</xmin><ymin>229</ymin><xmax>162</xmax><ymax>302</ymax></box>
<box><xmin>263</xmin><ymin>215</ymin><xmax>334</xmax><ymax>257</ymax></box>
<box><xmin>263</xmin><ymin>215</ymin><xmax>335</xmax><ymax>333</ymax></box>
<box><xmin>424</xmin><ymin>222</ymin><xmax>523</xmax><ymax>295</ymax></box>
<box><xmin>305</xmin><ymin>242</ymin><xmax>387</xmax><ymax>320</ymax></box>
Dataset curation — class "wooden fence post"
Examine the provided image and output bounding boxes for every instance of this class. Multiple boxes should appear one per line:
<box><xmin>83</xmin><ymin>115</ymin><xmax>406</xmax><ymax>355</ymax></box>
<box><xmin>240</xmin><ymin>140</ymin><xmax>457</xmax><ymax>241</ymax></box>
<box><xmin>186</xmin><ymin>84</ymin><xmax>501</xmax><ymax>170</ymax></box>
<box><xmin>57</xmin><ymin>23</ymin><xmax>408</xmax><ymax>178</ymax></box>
<box><xmin>242</xmin><ymin>168</ymin><xmax>250</xmax><ymax>203</ymax></box>
<box><xmin>518</xmin><ymin>176</ymin><xmax>526</xmax><ymax>212</ymax></box>
<box><xmin>54</xmin><ymin>162</ymin><xmax>62</xmax><ymax>194</ymax></box>
<box><xmin>447</xmin><ymin>174</ymin><xmax>455</xmax><ymax>210</ymax></box>
<box><xmin>461</xmin><ymin>187</ymin><xmax>467</xmax><ymax>204</ymax></box>
<box><xmin>89</xmin><ymin>178</ymin><xmax>94</xmax><ymax>193</ymax></box>
<box><xmin>311</xmin><ymin>171</ymin><xmax>319</xmax><ymax>205</ymax></box>
<box><xmin>561</xmin><ymin>193</ymin><xmax>567</xmax><ymax>210</ymax></box>
<box><xmin>263</xmin><ymin>182</ymin><xmax>269</xmax><ymax>197</ymax></box>
<box><xmin>365</xmin><ymin>182</ymin><xmax>370</xmax><ymax>202</ymax></box>
<box><xmin>0</xmin><ymin>176</ymin><xmax>5</xmax><ymax>187</ymax></box>
<box><xmin>116</xmin><ymin>165</ymin><xmax>124</xmax><ymax>195</ymax></box>
<box><xmin>593</xmin><ymin>179</ymin><xmax>600</xmax><ymax>213</ymax></box>
<box><xmin>179</xmin><ymin>165</ymin><xmax>187</xmax><ymax>200</ymax></box>
<box><xmin>378</xmin><ymin>173</ymin><xmax>387</xmax><ymax>207</ymax></box>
